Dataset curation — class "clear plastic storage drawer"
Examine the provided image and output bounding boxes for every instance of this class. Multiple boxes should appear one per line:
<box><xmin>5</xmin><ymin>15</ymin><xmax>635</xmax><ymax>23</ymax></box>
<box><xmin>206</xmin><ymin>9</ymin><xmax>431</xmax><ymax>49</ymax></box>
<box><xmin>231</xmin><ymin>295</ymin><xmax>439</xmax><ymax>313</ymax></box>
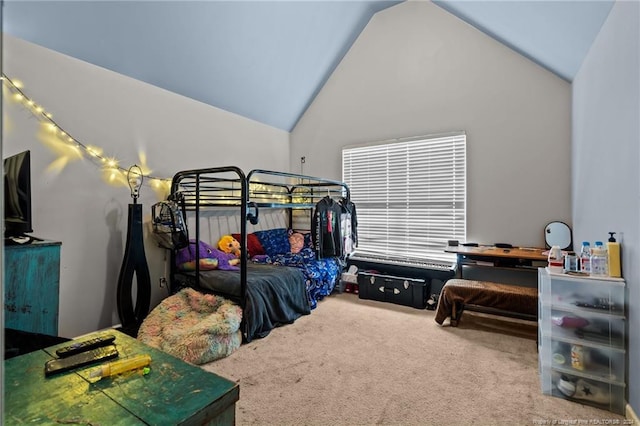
<box><xmin>540</xmin><ymin>368</ymin><xmax>626</xmax><ymax>415</ymax></box>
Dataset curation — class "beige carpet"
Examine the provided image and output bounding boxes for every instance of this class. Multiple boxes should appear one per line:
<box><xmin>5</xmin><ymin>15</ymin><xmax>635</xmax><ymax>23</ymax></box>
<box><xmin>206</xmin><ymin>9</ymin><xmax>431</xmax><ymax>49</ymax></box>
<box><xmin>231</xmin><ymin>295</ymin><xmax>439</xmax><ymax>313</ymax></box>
<box><xmin>202</xmin><ymin>293</ymin><xmax>626</xmax><ymax>425</ymax></box>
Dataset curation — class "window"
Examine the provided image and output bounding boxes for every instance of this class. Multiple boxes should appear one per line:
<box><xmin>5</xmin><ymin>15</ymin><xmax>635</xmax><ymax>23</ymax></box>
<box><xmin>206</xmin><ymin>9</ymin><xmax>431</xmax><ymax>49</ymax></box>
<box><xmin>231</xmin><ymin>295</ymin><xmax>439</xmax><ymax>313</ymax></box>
<box><xmin>342</xmin><ymin>132</ymin><xmax>466</xmax><ymax>263</ymax></box>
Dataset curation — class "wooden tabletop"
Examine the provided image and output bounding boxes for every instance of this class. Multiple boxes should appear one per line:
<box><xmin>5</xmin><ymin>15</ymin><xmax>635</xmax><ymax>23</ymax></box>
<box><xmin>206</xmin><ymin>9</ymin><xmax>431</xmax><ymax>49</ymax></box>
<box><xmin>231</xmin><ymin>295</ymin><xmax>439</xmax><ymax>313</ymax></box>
<box><xmin>4</xmin><ymin>330</ymin><xmax>239</xmax><ymax>425</ymax></box>
<box><xmin>445</xmin><ymin>245</ymin><xmax>548</xmax><ymax>261</ymax></box>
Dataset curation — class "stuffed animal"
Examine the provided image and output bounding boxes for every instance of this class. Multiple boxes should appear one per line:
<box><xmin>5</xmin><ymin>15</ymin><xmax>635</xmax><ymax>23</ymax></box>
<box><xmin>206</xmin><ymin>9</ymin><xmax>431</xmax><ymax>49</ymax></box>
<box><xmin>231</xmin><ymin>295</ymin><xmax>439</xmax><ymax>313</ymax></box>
<box><xmin>178</xmin><ymin>258</ymin><xmax>219</xmax><ymax>272</ymax></box>
<box><xmin>289</xmin><ymin>232</ymin><xmax>305</xmax><ymax>254</ymax></box>
<box><xmin>218</xmin><ymin>235</ymin><xmax>241</xmax><ymax>258</ymax></box>
<box><xmin>176</xmin><ymin>240</ymin><xmax>239</xmax><ymax>271</ymax></box>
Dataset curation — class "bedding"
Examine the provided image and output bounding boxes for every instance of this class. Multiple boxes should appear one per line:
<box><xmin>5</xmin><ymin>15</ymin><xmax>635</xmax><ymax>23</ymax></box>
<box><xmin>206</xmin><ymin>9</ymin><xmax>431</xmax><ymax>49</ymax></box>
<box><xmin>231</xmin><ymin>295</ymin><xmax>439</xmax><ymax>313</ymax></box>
<box><xmin>252</xmin><ymin>247</ymin><xmax>342</xmax><ymax>309</ymax></box>
<box><xmin>238</xmin><ymin>227</ymin><xmax>342</xmax><ymax>308</ymax></box>
<box><xmin>179</xmin><ymin>263</ymin><xmax>311</xmax><ymax>342</ymax></box>
<box><xmin>176</xmin><ymin>236</ymin><xmax>341</xmax><ymax>341</ymax></box>
<box><xmin>252</xmin><ymin>228</ymin><xmax>291</xmax><ymax>257</ymax></box>
<box><xmin>166</xmin><ymin>167</ymin><xmax>353</xmax><ymax>346</ymax></box>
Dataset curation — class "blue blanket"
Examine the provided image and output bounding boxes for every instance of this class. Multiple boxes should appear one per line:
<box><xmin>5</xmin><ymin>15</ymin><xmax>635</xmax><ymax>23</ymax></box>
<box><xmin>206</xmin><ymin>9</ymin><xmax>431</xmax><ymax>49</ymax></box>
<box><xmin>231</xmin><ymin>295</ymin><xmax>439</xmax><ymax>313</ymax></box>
<box><xmin>179</xmin><ymin>263</ymin><xmax>310</xmax><ymax>342</ymax></box>
<box><xmin>252</xmin><ymin>247</ymin><xmax>342</xmax><ymax>309</ymax></box>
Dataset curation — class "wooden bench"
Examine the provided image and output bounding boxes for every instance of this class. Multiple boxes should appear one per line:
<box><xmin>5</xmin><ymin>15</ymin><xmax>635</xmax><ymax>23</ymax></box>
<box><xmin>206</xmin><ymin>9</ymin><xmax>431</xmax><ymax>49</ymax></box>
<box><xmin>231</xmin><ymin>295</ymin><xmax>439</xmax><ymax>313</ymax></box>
<box><xmin>434</xmin><ymin>279</ymin><xmax>538</xmax><ymax>326</ymax></box>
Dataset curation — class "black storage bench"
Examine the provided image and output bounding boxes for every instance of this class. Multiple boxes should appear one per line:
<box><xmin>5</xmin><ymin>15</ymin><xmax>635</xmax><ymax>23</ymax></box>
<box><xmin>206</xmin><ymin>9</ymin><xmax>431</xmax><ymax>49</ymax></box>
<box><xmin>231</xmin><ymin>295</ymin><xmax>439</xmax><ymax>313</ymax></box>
<box><xmin>358</xmin><ymin>271</ymin><xmax>429</xmax><ymax>309</ymax></box>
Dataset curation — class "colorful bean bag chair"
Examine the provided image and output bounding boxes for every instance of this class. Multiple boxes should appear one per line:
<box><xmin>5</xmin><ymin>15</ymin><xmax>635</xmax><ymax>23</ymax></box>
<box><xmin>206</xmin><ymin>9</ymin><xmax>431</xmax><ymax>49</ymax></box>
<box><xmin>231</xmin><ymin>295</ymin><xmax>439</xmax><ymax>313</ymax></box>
<box><xmin>138</xmin><ymin>288</ymin><xmax>242</xmax><ymax>364</ymax></box>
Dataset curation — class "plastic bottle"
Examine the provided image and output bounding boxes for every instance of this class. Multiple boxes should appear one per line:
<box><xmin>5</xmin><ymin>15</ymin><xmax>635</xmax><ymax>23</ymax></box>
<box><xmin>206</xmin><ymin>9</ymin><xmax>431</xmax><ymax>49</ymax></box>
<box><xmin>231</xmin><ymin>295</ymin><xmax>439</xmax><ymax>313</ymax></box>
<box><xmin>579</xmin><ymin>242</ymin><xmax>591</xmax><ymax>274</ymax></box>
<box><xmin>547</xmin><ymin>245</ymin><xmax>564</xmax><ymax>273</ymax></box>
<box><xmin>590</xmin><ymin>241</ymin><xmax>608</xmax><ymax>276</ymax></box>
<box><xmin>571</xmin><ymin>344</ymin><xmax>585</xmax><ymax>370</ymax></box>
<box><xmin>607</xmin><ymin>232</ymin><xmax>621</xmax><ymax>278</ymax></box>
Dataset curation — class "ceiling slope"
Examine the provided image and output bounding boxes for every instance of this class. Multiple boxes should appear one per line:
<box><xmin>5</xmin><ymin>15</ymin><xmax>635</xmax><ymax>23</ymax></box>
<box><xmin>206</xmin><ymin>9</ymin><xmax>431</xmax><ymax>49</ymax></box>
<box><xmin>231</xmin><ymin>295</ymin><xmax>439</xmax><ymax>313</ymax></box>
<box><xmin>3</xmin><ymin>1</ymin><xmax>615</xmax><ymax>132</ymax></box>
<box><xmin>433</xmin><ymin>0</ymin><xmax>614</xmax><ymax>82</ymax></box>
<box><xmin>3</xmin><ymin>0</ymin><xmax>401</xmax><ymax>131</ymax></box>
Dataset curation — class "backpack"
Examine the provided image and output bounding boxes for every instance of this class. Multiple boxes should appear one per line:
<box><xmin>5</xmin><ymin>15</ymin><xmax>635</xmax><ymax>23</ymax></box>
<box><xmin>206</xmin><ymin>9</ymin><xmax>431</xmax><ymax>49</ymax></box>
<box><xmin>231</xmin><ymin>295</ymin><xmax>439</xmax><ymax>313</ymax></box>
<box><xmin>151</xmin><ymin>195</ymin><xmax>189</xmax><ymax>250</ymax></box>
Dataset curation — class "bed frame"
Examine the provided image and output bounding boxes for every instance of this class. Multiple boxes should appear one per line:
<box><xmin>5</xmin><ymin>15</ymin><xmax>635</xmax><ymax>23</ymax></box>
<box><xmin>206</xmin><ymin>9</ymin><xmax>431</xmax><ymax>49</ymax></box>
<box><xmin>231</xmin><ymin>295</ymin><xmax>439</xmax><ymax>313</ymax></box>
<box><xmin>167</xmin><ymin>167</ymin><xmax>351</xmax><ymax>339</ymax></box>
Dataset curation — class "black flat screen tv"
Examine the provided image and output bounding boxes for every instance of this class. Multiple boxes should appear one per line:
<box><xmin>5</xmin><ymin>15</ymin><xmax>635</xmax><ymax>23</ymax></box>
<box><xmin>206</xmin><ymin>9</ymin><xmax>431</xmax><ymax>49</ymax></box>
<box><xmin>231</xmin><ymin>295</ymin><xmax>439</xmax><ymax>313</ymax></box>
<box><xmin>4</xmin><ymin>150</ymin><xmax>33</xmax><ymax>237</ymax></box>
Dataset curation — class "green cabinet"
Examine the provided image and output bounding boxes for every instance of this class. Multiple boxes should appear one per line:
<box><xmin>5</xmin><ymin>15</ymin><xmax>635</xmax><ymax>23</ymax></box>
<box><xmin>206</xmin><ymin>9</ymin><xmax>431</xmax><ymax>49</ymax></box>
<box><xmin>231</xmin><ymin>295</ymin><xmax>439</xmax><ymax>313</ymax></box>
<box><xmin>4</xmin><ymin>240</ymin><xmax>61</xmax><ymax>335</ymax></box>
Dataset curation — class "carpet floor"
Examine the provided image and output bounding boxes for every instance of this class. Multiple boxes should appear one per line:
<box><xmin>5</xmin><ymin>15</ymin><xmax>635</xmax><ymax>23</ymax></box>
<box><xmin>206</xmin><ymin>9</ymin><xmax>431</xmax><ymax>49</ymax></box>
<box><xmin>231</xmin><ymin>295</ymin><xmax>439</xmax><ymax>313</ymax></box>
<box><xmin>202</xmin><ymin>292</ymin><xmax>627</xmax><ymax>425</ymax></box>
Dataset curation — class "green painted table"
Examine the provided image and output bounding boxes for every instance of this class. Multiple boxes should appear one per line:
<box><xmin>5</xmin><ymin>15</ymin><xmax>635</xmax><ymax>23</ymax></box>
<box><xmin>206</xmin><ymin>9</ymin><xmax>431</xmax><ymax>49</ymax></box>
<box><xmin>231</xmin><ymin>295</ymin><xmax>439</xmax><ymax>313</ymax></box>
<box><xmin>4</xmin><ymin>330</ymin><xmax>239</xmax><ymax>425</ymax></box>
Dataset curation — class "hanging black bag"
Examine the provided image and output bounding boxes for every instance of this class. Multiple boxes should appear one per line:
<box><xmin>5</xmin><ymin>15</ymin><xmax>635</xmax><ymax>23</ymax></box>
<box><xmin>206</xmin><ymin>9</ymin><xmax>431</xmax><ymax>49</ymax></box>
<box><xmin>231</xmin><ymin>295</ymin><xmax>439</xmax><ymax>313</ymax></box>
<box><xmin>151</xmin><ymin>195</ymin><xmax>189</xmax><ymax>250</ymax></box>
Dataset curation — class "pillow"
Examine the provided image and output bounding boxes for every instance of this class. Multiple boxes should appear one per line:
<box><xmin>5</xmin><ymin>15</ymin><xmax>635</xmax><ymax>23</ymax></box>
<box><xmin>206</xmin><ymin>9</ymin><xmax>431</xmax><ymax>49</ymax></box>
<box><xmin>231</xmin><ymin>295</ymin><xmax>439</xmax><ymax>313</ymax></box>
<box><xmin>231</xmin><ymin>233</ymin><xmax>265</xmax><ymax>258</ymax></box>
<box><xmin>253</xmin><ymin>228</ymin><xmax>291</xmax><ymax>257</ymax></box>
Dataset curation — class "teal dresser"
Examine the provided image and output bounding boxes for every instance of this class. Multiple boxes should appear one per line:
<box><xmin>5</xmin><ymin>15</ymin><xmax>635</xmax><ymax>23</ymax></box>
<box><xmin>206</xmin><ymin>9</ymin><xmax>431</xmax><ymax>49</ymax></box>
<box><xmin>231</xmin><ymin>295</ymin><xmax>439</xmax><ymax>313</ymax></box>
<box><xmin>4</xmin><ymin>240</ymin><xmax>61</xmax><ymax>335</ymax></box>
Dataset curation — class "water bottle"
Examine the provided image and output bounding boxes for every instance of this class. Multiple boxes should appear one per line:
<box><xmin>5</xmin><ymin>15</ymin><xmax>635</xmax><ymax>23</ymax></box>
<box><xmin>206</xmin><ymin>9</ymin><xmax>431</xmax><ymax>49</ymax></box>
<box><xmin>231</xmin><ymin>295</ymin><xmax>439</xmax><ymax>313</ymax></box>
<box><xmin>579</xmin><ymin>242</ymin><xmax>591</xmax><ymax>273</ymax></box>
<box><xmin>590</xmin><ymin>241</ymin><xmax>608</xmax><ymax>276</ymax></box>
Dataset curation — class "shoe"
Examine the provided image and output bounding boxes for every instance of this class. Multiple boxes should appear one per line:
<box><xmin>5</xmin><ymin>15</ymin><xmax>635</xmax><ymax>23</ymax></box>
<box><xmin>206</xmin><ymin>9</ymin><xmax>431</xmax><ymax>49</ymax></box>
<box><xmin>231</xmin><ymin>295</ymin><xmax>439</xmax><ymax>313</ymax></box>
<box><xmin>426</xmin><ymin>294</ymin><xmax>438</xmax><ymax>311</ymax></box>
<box><xmin>557</xmin><ymin>375</ymin><xmax>576</xmax><ymax>397</ymax></box>
<box><xmin>557</xmin><ymin>375</ymin><xmax>610</xmax><ymax>405</ymax></box>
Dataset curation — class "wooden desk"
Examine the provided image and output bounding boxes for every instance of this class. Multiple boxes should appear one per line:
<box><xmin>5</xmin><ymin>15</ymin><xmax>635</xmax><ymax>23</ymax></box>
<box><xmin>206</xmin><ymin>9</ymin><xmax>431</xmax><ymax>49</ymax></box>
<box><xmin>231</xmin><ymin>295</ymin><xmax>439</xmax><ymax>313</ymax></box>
<box><xmin>445</xmin><ymin>245</ymin><xmax>548</xmax><ymax>279</ymax></box>
<box><xmin>4</xmin><ymin>330</ymin><xmax>239</xmax><ymax>425</ymax></box>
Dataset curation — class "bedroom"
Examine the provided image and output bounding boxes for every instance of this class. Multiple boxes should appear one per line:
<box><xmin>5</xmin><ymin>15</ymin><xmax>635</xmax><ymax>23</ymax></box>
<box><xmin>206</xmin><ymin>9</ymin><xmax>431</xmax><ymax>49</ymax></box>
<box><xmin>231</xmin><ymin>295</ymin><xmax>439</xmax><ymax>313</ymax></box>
<box><xmin>2</xmin><ymin>0</ymin><xmax>638</xmax><ymax>422</ymax></box>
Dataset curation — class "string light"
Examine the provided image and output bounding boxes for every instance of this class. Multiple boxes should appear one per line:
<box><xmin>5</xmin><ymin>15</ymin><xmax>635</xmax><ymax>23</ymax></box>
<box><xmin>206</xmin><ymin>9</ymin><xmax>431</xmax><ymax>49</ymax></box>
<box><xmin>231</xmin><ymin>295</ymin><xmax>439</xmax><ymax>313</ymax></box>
<box><xmin>1</xmin><ymin>73</ymin><xmax>172</xmax><ymax>196</ymax></box>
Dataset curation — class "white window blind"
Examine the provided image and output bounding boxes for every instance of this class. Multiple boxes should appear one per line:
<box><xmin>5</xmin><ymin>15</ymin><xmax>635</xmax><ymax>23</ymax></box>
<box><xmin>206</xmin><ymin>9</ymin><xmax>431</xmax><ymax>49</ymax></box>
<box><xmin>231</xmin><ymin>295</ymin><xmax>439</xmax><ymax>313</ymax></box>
<box><xmin>342</xmin><ymin>133</ymin><xmax>466</xmax><ymax>263</ymax></box>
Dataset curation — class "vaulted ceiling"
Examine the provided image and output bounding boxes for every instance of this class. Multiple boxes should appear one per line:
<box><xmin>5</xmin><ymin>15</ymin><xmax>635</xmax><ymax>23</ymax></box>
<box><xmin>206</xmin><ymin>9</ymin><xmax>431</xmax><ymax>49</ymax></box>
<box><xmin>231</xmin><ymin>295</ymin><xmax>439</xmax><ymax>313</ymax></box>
<box><xmin>2</xmin><ymin>1</ymin><xmax>614</xmax><ymax>132</ymax></box>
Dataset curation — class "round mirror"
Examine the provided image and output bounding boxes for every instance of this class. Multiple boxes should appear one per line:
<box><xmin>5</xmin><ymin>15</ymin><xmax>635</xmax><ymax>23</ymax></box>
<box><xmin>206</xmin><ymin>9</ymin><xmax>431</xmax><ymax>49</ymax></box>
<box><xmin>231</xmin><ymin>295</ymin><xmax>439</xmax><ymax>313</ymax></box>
<box><xmin>544</xmin><ymin>221</ymin><xmax>573</xmax><ymax>251</ymax></box>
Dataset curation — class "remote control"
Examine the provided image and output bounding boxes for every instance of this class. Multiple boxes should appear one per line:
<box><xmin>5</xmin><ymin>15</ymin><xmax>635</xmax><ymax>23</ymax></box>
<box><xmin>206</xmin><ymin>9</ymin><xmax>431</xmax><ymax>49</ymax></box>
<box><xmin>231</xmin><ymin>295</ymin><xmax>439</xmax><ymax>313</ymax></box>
<box><xmin>55</xmin><ymin>334</ymin><xmax>117</xmax><ymax>358</ymax></box>
<box><xmin>45</xmin><ymin>345</ymin><xmax>119</xmax><ymax>377</ymax></box>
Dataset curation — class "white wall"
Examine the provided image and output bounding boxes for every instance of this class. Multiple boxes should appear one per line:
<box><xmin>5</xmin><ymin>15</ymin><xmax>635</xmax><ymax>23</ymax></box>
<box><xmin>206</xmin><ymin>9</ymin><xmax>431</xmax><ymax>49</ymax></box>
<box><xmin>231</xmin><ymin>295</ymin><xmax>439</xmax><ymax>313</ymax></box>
<box><xmin>291</xmin><ymin>0</ymin><xmax>572</xmax><ymax>248</ymax></box>
<box><xmin>2</xmin><ymin>35</ymin><xmax>290</xmax><ymax>338</ymax></box>
<box><xmin>572</xmin><ymin>0</ymin><xmax>639</xmax><ymax>415</ymax></box>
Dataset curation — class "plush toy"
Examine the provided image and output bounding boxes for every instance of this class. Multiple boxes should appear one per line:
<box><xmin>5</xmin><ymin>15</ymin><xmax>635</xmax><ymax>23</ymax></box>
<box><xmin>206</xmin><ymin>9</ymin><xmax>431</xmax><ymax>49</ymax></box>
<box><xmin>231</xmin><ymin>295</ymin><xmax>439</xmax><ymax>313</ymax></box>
<box><xmin>178</xmin><ymin>258</ymin><xmax>219</xmax><ymax>272</ymax></box>
<box><xmin>176</xmin><ymin>240</ymin><xmax>239</xmax><ymax>271</ymax></box>
<box><xmin>218</xmin><ymin>235</ymin><xmax>241</xmax><ymax>258</ymax></box>
<box><xmin>289</xmin><ymin>232</ymin><xmax>305</xmax><ymax>254</ymax></box>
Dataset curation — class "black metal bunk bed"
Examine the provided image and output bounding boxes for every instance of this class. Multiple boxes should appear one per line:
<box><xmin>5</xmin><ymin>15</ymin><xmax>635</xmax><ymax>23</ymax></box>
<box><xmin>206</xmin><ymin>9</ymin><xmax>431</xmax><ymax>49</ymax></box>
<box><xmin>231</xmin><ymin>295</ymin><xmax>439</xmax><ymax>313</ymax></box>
<box><xmin>167</xmin><ymin>167</ymin><xmax>351</xmax><ymax>342</ymax></box>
